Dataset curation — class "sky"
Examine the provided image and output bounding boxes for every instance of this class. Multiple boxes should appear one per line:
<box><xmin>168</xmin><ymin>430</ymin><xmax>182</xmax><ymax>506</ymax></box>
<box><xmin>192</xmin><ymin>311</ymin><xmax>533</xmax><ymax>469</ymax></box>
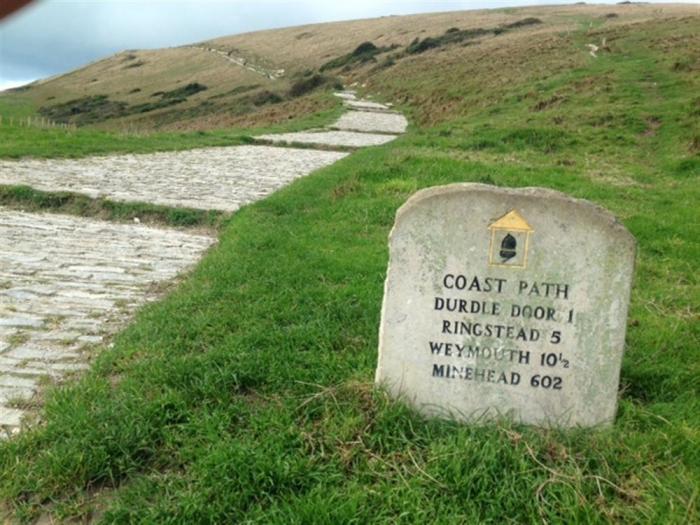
<box><xmin>1</xmin><ymin>0</ymin><xmax>697</xmax><ymax>90</ymax></box>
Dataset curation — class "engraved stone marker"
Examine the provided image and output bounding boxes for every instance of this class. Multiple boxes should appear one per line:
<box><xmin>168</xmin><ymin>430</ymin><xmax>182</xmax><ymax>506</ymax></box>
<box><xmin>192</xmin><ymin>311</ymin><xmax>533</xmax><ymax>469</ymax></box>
<box><xmin>375</xmin><ymin>184</ymin><xmax>636</xmax><ymax>427</ymax></box>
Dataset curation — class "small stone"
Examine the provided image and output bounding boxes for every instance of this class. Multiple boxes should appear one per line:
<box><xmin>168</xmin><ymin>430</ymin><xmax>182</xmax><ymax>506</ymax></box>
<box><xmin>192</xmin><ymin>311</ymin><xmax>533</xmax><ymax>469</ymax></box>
<box><xmin>0</xmin><ymin>375</ymin><xmax>37</xmax><ymax>389</ymax></box>
<box><xmin>0</xmin><ymin>407</ymin><xmax>24</xmax><ymax>427</ymax></box>
<box><xmin>0</xmin><ymin>316</ymin><xmax>43</xmax><ymax>328</ymax></box>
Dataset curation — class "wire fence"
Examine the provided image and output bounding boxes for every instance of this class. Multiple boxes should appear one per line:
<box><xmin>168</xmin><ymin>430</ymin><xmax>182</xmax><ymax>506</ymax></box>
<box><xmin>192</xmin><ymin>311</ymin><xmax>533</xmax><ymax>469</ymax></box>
<box><xmin>0</xmin><ymin>115</ymin><xmax>156</xmax><ymax>136</ymax></box>
<box><xmin>0</xmin><ymin>114</ymin><xmax>77</xmax><ymax>130</ymax></box>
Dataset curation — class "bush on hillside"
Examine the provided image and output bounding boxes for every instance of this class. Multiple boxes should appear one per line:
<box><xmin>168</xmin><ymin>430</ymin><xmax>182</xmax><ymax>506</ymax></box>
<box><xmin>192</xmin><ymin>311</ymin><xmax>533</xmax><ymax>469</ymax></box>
<box><xmin>251</xmin><ymin>90</ymin><xmax>284</xmax><ymax>106</ymax></box>
<box><xmin>406</xmin><ymin>18</ymin><xmax>542</xmax><ymax>55</ymax></box>
<box><xmin>39</xmin><ymin>95</ymin><xmax>129</xmax><ymax>125</ymax></box>
<box><xmin>288</xmin><ymin>74</ymin><xmax>329</xmax><ymax>97</ymax></box>
<box><xmin>320</xmin><ymin>42</ymin><xmax>398</xmax><ymax>71</ymax></box>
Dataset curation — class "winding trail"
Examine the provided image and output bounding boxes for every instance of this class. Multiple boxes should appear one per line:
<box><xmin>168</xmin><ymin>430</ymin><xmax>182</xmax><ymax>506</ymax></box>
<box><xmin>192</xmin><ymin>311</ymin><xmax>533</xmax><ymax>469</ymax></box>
<box><xmin>187</xmin><ymin>45</ymin><xmax>285</xmax><ymax>80</ymax></box>
<box><xmin>0</xmin><ymin>92</ymin><xmax>405</xmax><ymax>436</ymax></box>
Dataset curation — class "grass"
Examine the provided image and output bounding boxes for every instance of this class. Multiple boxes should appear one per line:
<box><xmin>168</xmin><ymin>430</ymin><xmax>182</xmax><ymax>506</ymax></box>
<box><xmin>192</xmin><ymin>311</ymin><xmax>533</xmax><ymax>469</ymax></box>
<box><xmin>0</xmin><ymin>96</ymin><xmax>344</xmax><ymax>159</ymax></box>
<box><xmin>0</xmin><ymin>185</ymin><xmax>224</xmax><ymax>228</ymax></box>
<box><xmin>0</xmin><ymin>6</ymin><xmax>699</xmax><ymax>524</ymax></box>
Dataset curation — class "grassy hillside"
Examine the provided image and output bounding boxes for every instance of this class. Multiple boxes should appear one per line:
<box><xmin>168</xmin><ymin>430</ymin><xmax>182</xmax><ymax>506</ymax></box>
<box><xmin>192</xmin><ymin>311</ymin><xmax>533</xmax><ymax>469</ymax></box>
<box><xmin>0</xmin><ymin>94</ymin><xmax>343</xmax><ymax>159</ymax></box>
<box><xmin>1</xmin><ymin>3</ymin><xmax>699</xmax><ymax>523</ymax></box>
<box><xmin>1</xmin><ymin>3</ymin><xmax>695</xmax><ymax>135</ymax></box>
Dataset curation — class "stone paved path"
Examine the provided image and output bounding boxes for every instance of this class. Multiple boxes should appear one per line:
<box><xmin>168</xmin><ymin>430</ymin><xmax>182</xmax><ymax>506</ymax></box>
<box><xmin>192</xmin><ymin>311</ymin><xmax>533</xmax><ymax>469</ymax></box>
<box><xmin>0</xmin><ymin>210</ymin><xmax>213</xmax><ymax>434</ymax></box>
<box><xmin>187</xmin><ymin>46</ymin><xmax>285</xmax><ymax>80</ymax></box>
<box><xmin>345</xmin><ymin>99</ymin><xmax>393</xmax><ymax>111</ymax></box>
<box><xmin>256</xmin><ymin>130</ymin><xmax>398</xmax><ymax>148</ymax></box>
<box><xmin>0</xmin><ymin>146</ymin><xmax>347</xmax><ymax>213</ymax></box>
<box><xmin>332</xmin><ymin>110</ymin><xmax>408</xmax><ymax>134</ymax></box>
<box><xmin>257</xmin><ymin>91</ymin><xmax>406</xmax><ymax>147</ymax></box>
<box><xmin>0</xmin><ymin>92</ymin><xmax>405</xmax><ymax>435</ymax></box>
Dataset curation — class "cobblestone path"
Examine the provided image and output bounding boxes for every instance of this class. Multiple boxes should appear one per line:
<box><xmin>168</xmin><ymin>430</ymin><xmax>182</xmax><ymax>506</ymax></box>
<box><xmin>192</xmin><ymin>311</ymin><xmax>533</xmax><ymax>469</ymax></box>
<box><xmin>332</xmin><ymin>110</ymin><xmax>408</xmax><ymax>134</ymax></box>
<box><xmin>0</xmin><ymin>92</ymin><xmax>404</xmax><ymax>435</ymax></box>
<box><xmin>0</xmin><ymin>210</ymin><xmax>213</xmax><ymax>434</ymax></box>
<box><xmin>258</xmin><ymin>92</ymin><xmax>406</xmax><ymax>147</ymax></box>
<box><xmin>0</xmin><ymin>146</ymin><xmax>347</xmax><ymax>213</ymax></box>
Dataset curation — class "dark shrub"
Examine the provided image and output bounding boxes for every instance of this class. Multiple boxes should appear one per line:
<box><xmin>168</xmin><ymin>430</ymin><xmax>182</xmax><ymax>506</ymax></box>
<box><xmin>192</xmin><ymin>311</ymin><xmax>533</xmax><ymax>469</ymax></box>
<box><xmin>289</xmin><ymin>74</ymin><xmax>327</xmax><ymax>97</ymax></box>
<box><xmin>251</xmin><ymin>90</ymin><xmax>284</xmax><ymax>105</ymax></box>
<box><xmin>352</xmin><ymin>42</ymin><xmax>378</xmax><ymax>56</ymax></box>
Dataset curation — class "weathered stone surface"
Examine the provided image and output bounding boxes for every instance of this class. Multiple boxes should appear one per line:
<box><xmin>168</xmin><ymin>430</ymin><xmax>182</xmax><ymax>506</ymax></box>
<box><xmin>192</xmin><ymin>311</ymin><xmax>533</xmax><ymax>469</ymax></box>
<box><xmin>345</xmin><ymin>99</ymin><xmax>391</xmax><ymax>111</ymax></box>
<box><xmin>256</xmin><ymin>130</ymin><xmax>398</xmax><ymax>148</ymax></box>
<box><xmin>0</xmin><ymin>146</ymin><xmax>347</xmax><ymax>212</ymax></box>
<box><xmin>376</xmin><ymin>183</ymin><xmax>636</xmax><ymax>428</ymax></box>
<box><xmin>332</xmin><ymin>110</ymin><xmax>408</xmax><ymax>134</ymax></box>
<box><xmin>0</xmin><ymin>209</ymin><xmax>213</xmax><ymax>434</ymax></box>
<box><xmin>333</xmin><ymin>91</ymin><xmax>357</xmax><ymax>101</ymax></box>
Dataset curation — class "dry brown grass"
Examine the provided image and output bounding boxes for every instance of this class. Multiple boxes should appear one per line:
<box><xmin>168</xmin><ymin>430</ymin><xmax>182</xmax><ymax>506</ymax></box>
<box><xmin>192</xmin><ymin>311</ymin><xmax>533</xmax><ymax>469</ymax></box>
<box><xmin>32</xmin><ymin>47</ymin><xmax>265</xmax><ymax>107</ymax></box>
<box><xmin>13</xmin><ymin>2</ymin><xmax>699</xmax><ymax>132</ymax></box>
<box><xmin>207</xmin><ymin>3</ymin><xmax>697</xmax><ymax>69</ymax></box>
<box><xmin>357</xmin><ymin>5</ymin><xmax>699</xmax><ymax>127</ymax></box>
<box><xmin>159</xmin><ymin>92</ymin><xmax>338</xmax><ymax>132</ymax></box>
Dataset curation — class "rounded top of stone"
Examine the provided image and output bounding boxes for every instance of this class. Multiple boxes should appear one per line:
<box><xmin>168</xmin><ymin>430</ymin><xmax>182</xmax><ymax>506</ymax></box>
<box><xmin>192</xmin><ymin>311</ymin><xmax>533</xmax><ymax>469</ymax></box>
<box><xmin>394</xmin><ymin>183</ymin><xmax>636</xmax><ymax>247</ymax></box>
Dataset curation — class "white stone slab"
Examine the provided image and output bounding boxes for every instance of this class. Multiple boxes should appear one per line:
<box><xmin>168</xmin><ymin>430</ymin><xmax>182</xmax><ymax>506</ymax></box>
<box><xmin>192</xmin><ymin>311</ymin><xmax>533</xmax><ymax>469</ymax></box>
<box><xmin>376</xmin><ymin>184</ymin><xmax>636</xmax><ymax>428</ymax></box>
<box><xmin>332</xmin><ymin>111</ymin><xmax>408</xmax><ymax>134</ymax></box>
<box><xmin>333</xmin><ymin>91</ymin><xmax>357</xmax><ymax>101</ymax></box>
<box><xmin>345</xmin><ymin>99</ymin><xmax>390</xmax><ymax>111</ymax></box>
<box><xmin>257</xmin><ymin>130</ymin><xmax>398</xmax><ymax>148</ymax></box>
<box><xmin>0</xmin><ymin>146</ymin><xmax>347</xmax><ymax>213</ymax></box>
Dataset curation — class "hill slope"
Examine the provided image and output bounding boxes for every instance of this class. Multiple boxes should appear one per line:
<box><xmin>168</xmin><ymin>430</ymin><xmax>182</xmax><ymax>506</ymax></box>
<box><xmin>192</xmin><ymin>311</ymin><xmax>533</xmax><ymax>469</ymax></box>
<box><xmin>4</xmin><ymin>3</ymin><xmax>697</xmax><ymax>132</ymax></box>
<box><xmin>0</xmin><ymin>3</ymin><xmax>699</xmax><ymax>523</ymax></box>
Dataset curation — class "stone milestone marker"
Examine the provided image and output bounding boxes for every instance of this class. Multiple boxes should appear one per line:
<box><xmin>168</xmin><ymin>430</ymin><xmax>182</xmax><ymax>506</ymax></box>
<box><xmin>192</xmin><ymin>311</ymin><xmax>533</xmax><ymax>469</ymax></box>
<box><xmin>375</xmin><ymin>183</ymin><xmax>636</xmax><ymax>428</ymax></box>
